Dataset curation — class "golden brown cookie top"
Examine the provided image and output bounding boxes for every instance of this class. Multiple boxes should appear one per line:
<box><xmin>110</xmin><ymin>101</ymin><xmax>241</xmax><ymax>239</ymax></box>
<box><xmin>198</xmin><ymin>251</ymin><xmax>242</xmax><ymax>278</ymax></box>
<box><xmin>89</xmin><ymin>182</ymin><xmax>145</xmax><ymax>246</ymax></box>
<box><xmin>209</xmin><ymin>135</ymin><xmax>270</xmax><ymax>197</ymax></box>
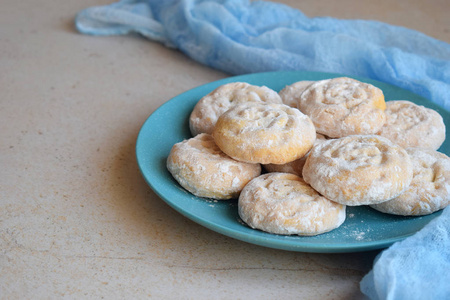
<box><xmin>213</xmin><ymin>102</ymin><xmax>316</xmax><ymax>164</ymax></box>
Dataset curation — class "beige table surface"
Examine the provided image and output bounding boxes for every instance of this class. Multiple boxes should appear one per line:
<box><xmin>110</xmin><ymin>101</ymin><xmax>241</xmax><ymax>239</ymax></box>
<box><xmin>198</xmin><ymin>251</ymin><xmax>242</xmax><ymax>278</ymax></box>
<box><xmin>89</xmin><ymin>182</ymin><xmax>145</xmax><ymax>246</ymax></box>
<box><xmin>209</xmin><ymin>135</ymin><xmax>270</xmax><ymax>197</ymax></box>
<box><xmin>1</xmin><ymin>0</ymin><xmax>449</xmax><ymax>299</ymax></box>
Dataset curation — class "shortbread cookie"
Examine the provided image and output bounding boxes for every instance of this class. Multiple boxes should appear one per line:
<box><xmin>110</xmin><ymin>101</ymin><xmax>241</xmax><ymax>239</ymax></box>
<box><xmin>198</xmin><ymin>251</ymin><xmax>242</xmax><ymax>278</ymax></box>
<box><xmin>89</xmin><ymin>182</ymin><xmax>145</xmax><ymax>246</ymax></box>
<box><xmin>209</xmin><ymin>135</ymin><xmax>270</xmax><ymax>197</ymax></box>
<box><xmin>167</xmin><ymin>133</ymin><xmax>261</xmax><ymax>199</ymax></box>
<box><xmin>371</xmin><ymin>148</ymin><xmax>450</xmax><ymax>216</ymax></box>
<box><xmin>189</xmin><ymin>82</ymin><xmax>282</xmax><ymax>136</ymax></box>
<box><xmin>278</xmin><ymin>80</ymin><xmax>314</xmax><ymax>108</ymax></box>
<box><xmin>213</xmin><ymin>102</ymin><xmax>316</xmax><ymax>164</ymax></box>
<box><xmin>377</xmin><ymin>100</ymin><xmax>446</xmax><ymax>150</ymax></box>
<box><xmin>302</xmin><ymin>135</ymin><xmax>413</xmax><ymax>206</ymax></box>
<box><xmin>238</xmin><ymin>173</ymin><xmax>346</xmax><ymax>236</ymax></box>
<box><xmin>298</xmin><ymin>77</ymin><xmax>386</xmax><ymax>138</ymax></box>
<box><xmin>263</xmin><ymin>134</ymin><xmax>327</xmax><ymax>176</ymax></box>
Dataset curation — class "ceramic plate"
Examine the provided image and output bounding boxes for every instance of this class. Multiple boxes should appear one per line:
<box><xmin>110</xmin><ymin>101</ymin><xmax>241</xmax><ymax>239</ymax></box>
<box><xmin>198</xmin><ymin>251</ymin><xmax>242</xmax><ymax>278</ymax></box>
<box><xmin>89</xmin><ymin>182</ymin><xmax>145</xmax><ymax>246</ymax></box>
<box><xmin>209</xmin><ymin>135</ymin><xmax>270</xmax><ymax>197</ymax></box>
<box><xmin>136</xmin><ymin>71</ymin><xmax>449</xmax><ymax>253</ymax></box>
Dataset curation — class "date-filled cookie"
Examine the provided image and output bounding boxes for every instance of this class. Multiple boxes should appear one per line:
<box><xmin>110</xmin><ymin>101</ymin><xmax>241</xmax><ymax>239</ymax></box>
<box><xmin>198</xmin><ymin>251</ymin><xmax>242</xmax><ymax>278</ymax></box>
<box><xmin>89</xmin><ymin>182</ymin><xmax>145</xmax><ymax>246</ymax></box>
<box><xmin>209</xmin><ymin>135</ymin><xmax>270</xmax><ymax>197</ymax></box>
<box><xmin>371</xmin><ymin>148</ymin><xmax>450</xmax><ymax>216</ymax></box>
<box><xmin>302</xmin><ymin>135</ymin><xmax>413</xmax><ymax>206</ymax></box>
<box><xmin>377</xmin><ymin>100</ymin><xmax>446</xmax><ymax>150</ymax></box>
<box><xmin>298</xmin><ymin>77</ymin><xmax>386</xmax><ymax>138</ymax></box>
<box><xmin>189</xmin><ymin>82</ymin><xmax>282</xmax><ymax>136</ymax></box>
<box><xmin>238</xmin><ymin>173</ymin><xmax>346</xmax><ymax>236</ymax></box>
<box><xmin>167</xmin><ymin>133</ymin><xmax>261</xmax><ymax>199</ymax></box>
<box><xmin>213</xmin><ymin>102</ymin><xmax>316</xmax><ymax>164</ymax></box>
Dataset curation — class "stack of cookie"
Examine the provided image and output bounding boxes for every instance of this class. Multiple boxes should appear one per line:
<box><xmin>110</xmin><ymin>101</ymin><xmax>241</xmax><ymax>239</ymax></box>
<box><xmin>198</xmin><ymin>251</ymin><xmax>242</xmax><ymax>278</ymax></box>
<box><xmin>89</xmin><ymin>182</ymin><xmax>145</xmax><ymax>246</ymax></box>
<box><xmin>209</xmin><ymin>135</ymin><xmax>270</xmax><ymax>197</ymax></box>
<box><xmin>167</xmin><ymin>77</ymin><xmax>449</xmax><ymax>236</ymax></box>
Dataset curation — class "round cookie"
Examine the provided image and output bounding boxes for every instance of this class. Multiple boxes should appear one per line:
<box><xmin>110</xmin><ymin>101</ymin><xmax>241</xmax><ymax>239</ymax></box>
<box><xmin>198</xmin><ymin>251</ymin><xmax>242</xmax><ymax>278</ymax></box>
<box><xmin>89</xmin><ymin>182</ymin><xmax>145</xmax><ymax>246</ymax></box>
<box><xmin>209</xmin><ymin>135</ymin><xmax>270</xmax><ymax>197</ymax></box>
<box><xmin>298</xmin><ymin>77</ymin><xmax>386</xmax><ymax>138</ymax></box>
<box><xmin>189</xmin><ymin>82</ymin><xmax>282</xmax><ymax>136</ymax></box>
<box><xmin>377</xmin><ymin>100</ymin><xmax>446</xmax><ymax>150</ymax></box>
<box><xmin>213</xmin><ymin>102</ymin><xmax>316</xmax><ymax>164</ymax></box>
<box><xmin>278</xmin><ymin>80</ymin><xmax>314</xmax><ymax>108</ymax></box>
<box><xmin>371</xmin><ymin>148</ymin><xmax>450</xmax><ymax>216</ymax></box>
<box><xmin>263</xmin><ymin>133</ymin><xmax>327</xmax><ymax>176</ymax></box>
<box><xmin>238</xmin><ymin>173</ymin><xmax>346</xmax><ymax>236</ymax></box>
<box><xmin>167</xmin><ymin>133</ymin><xmax>261</xmax><ymax>199</ymax></box>
<box><xmin>302</xmin><ymin>135</ymin><xmax>413</xmax><ymax>206</ymax></box>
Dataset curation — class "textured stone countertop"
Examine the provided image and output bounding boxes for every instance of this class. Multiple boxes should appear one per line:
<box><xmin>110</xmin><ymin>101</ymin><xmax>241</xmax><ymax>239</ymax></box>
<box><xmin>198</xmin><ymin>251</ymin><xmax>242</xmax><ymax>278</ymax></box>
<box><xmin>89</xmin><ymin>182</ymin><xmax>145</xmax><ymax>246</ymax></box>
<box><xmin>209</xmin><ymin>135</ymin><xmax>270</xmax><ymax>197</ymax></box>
<box><xmin>1</xmin><ymin>0</ymin><xmax>449</xmax><ymax>299</ymax></box>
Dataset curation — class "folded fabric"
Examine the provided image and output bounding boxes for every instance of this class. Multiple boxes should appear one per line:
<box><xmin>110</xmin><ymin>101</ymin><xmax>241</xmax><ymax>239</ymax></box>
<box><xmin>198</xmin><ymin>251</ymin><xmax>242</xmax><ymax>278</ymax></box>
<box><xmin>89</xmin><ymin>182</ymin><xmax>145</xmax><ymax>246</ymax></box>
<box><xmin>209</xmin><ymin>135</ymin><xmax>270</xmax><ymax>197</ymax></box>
<box><xmin>360</xmin><ymin>206</ymin><xmax>450</xmax><ymax>300</ymax></box>
<box><xmin>75</xmin><ymin>1</ymin><xmax>450</xmax><ymax>299</ymax></box>
<box><xmin>75</xmin><ymin>0</ymin><xmax>450</xmax><ymax>110</ymax></box>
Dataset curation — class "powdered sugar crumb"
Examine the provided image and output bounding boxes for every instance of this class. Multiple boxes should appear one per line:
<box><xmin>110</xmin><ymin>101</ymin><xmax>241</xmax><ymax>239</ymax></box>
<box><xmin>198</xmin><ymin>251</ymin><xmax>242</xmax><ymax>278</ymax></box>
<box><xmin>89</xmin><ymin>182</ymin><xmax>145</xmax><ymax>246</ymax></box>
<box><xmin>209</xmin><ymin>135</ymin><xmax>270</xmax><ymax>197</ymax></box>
<box><xmin>354</xmin><ymin>231</ymin><xmax>366</xmax><ymax>241</ymax></box>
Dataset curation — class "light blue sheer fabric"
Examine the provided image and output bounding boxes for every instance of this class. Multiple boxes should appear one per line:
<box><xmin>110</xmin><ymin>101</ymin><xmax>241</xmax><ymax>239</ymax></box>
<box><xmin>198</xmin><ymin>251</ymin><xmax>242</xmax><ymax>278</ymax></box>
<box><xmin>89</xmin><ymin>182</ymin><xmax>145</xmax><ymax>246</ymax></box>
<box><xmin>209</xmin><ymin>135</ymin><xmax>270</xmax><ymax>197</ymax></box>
<box><xmin>360</xmin><ymin>207</ymin><xmax>450</xmax><ymax>300</ymax></box>
<box><xmin>76</xmin><ymin>1</ymin><xmax>450</xmax><ymax>299</ymax></box>
<box><xmin>75</xmin><ymin>0</ymin><xmax>450</xmax><ymax>110</ymax></box>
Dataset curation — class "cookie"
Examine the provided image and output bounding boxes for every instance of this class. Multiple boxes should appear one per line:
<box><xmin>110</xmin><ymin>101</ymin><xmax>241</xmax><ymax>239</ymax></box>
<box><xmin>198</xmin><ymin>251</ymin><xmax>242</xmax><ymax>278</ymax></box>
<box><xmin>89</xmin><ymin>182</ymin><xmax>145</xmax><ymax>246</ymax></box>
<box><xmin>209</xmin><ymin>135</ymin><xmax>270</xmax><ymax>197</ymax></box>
<box><xmin>167</xmin><ymin>133</ymin><xmax>261</xmax><ymax>199</ymax></box>
<box><xmin>371</xmin><ymin>147</ymin><xmax>450</xmax><ymax>216</ymax></box>
<box><xmin>238</xmin><ymin>173</ymin><xmax>346</xmax><ymax>236</ymax></box>
<box><xmin>263</xmin><ymin>133</ymin><xmax>327</xmax><ymax>176</ymax></box>
<box><xmin>298</xmin><ymin>77</ymin><xmax>386</xmax><ymax>138</ymax></box>
<box><xmin>377</xmin><ymin>100</ymin><xmax>446</xmax><ymax>150</ymax></box>
<box><xmin>189</xmin><ymin>82</ymin><xmax>282</xmax><ymax>136</ymax></box>
<box><xmin>278</xmin><ymin>80</ymin><xmax>314</xmax><ymax>108</ymax></box>
<box><xmin>213</xmin><ymin>102</ymin><xmax>316</xmax><ymax>164</ymax></box>
<box><xmin>302</xmin><ymin>135</ymin><xmax>413</xmax><ymax>206</ymax></box>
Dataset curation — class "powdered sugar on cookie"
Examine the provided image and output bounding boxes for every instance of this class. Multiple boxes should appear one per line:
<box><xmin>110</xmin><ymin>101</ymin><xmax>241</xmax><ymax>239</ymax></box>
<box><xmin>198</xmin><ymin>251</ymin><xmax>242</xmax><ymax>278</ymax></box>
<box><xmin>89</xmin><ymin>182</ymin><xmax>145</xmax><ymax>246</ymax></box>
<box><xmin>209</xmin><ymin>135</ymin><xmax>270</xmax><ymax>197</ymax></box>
<box><xmin>302</xmin><ymin>135</ymin><xmax>413</xmax><ymax>206</ymax></box>
<box><xmin>278</xmin><ymin>80</ymin><xmax>314</xmax><ymax>108</ymax></box>
<box><xmin>298</xmin><ymin>77</ymin><xmax>386</xmax><ymax>138</ymax></box>
<box><xmin>167</xmin><ymin>133</ymin><xmax>261</xmax><ymax>199</ymax></box>
<box><xmin>189</xmin><ymin>82</ymin><xmax>282</xmax><ymax>136</ymax></box>
<box><xmin>238</xmin><ymin>173</ymin><xmax>346</xmax><ymax>235</ymax></box>
<box><xmin>371</xmin><ymin>147</ymin><xmax>450</xmax><ymax>215</ymax></box>
<box><xmin>378</xmin><ymin>100</ymin><xmax>445</xmax><ymax>150</ymax></box>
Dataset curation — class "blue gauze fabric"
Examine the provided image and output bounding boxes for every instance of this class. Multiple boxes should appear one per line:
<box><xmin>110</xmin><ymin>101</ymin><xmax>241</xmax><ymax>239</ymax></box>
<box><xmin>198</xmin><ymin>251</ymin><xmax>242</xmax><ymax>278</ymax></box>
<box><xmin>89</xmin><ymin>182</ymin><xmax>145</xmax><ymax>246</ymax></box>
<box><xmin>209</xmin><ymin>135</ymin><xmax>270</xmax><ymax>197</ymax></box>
<box><xmin>360</xmin><ymin>206</ymin><xmax>450</xmax><ymax>300</ymax></box>
<box><xmin>75</xmin><ymin>0</ymin><xmax>450</xmax><ymax>111</ymax></box>
<box><xmin>75</xmin><ymin>1</ymin><xmax>450</xmax><ymax>299</ymax></box>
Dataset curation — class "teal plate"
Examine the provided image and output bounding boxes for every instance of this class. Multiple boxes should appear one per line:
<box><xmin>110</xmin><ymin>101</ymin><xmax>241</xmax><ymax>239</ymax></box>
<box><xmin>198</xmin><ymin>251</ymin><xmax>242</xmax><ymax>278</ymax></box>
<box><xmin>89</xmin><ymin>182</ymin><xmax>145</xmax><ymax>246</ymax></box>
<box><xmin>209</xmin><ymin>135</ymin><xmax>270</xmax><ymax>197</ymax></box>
<box><xmin>136</xmin><ymin>71</ymin><xmax>449</xmax><ymax>253</ymax></box>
